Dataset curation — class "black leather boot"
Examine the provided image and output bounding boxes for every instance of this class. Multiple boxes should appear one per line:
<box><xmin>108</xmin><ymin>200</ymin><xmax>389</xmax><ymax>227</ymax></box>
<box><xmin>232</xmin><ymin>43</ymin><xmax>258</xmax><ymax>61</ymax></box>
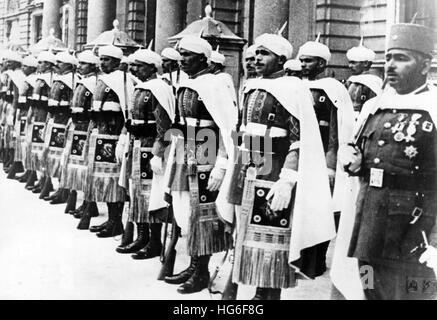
<box><xmin>252</xmin><ymin>287</ymin><xmax>282</xmax><ymax>300</ymax></box>
<box><xmin>77</xmin><ymin>202</ymin><xmax>100</xmax><ymax>229</ymax></box>
<box><xmin>39</xmin><ymin>177</ymin><xmax>53</xmax><ymax>199</ymax></box>
<box><xmin>131</xmin><ymin>223</ymin><xmax>162</xmax><ymax>260</ymax></box>
<box><xmin>118</xmin><ymin>221</ymin><xmax>134</xmax><ymax>247</ymax></box>
<box><xmin>3</xmin><ymin>148</ymin><xmax>13</xmax><ymax>172</ymax></box>
<box><xmin>7</xmin><ymin>161</ymin><xmax>23</xmax><ymax>179</ymax></box>
<box><xmin>25</xmin><ymin>171</ymin><xmax>38</xmax><ymax>189</ymax></box>
<box><xmin>64</xmin><ymin>190</ymin><xmax>77</xmax><ymax>213</ymax></box>
<box><xmin>116</xmin><ymin>222</ymin><xmax>149</xmax><ymax>254</ymax></box>
<box><xmin>73</xmin><ymin>200</ymin><xmax>86</xmax><ymax>217</ymax></box>
<box><xmin>164</xmin><ymin>256</ymin><xmax>199</xmax><ymax>285</ymax></box>
<box><xmin>177</xmin><ymin>255</ymin><xmax>211</xmax><ymax>294</ymax></box>
<box><xmin>31</xmin><ymin>175</ymin><xmax>46</xmax><ymax>193</ymax></box>
<box><xmin>96</xmin><ymin>202</ymin><xmax>124</xmax><ymax>238</ymax></box>
<box><xmin>49</xmin><ymin>188</ymin><xmax>70</xmax><ymax>204</ymax></box>
<box><xmin>17</xmin><ymin>169</ymin><xmax>31</xmax><ymax>182</ymax></box>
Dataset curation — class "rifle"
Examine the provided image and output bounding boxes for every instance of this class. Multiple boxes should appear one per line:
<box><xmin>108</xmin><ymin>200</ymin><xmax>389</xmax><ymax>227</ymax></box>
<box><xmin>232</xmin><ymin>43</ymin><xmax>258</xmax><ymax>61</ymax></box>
<box><xmin>157</xmin><ymin>192</ymin><xmax>181</xmax><ymax>280</ymax></box>
<box><xmin>157</xmin><ymin>133</ymin><xmax>180</xmax><ymax>280</ymax></box>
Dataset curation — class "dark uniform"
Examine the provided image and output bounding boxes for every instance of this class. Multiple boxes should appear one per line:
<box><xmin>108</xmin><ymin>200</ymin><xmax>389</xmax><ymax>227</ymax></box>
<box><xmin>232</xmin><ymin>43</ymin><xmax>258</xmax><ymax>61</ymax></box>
<box><xmin>345</xmin><ymin>80</ymin><xmax>378</xmax><ymax>115</ymax></box>
<box><xmin>229</xmin><ymin>70</ymin><xmax>300</xmax><ymax>290</ymax></box>
<box><xmin>127</xmin><ymin>82</ymin><xmax>171</xmax><ymax>223</ymax></box>
<box><xmin>170</xmin><ymin>68</ymin><xmax>233</xmax><ymax>258</ymax></box>
<box><xmin>30</xmin><ymin>73</ymin><xmax>52</xmax><ymax>174</ymax></box>
<box><xmin>61</xmin><ymin>75</ymin><xmax>95</xmax><ymax>200</ymax></box>
<box><xmin>45</xmin><ymin>74</ymin><xmax>74</xmax><ymax>178</ymax></box>
<box><xmin>348</xmin><ymin>85</ymin><xmax>437</xmax><ymax>300</ymax></box>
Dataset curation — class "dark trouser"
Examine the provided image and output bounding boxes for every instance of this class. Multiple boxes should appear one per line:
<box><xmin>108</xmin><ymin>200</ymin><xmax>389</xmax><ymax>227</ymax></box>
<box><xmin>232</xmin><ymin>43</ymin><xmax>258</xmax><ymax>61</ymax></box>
<box><xmin>358</xmin><ymin>260</ymin><xmax>437</xmax><ymax>300</ymax></box>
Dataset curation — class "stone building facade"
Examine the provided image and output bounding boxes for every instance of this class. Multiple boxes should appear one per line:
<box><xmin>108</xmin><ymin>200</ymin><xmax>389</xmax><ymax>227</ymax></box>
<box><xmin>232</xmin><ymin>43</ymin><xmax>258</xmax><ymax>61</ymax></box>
<box><xmin>0</xmin><ymin>0</ymin><xmax>436</xmax><ymax>80</ymax></box>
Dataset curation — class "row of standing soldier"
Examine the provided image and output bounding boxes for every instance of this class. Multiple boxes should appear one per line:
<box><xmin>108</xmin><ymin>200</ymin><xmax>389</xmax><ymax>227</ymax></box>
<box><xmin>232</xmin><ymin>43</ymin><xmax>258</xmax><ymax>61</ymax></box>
<box><xmin>0</xmin><ymin>21</ymin><xmax>436</xmax><ymax>300</ymax></box>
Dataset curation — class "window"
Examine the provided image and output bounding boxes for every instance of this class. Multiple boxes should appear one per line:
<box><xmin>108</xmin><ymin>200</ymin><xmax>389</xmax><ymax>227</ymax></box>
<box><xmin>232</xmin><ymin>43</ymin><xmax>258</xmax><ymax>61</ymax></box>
<box><xmin>34</xmin><ymin>15</ymin><xmax>43</xmax><ymax>43</ymax></box>
<box><xmin>401</xmin><ymin>0</ymin><xmax>436</xmax><ymax>29</ymax></box>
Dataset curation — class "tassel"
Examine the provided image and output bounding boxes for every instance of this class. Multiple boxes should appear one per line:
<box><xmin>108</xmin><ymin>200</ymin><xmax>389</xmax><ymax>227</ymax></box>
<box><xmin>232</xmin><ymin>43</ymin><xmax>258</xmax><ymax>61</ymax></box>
<box><xmin>236</xmin><ymin>245</ymin><xmax>297</xmax><ymax>289</ymax></box>
<box><xmin>187</xmin><ymin>204</ymin><xmax>233</xmax><ymax>257</ymax></box>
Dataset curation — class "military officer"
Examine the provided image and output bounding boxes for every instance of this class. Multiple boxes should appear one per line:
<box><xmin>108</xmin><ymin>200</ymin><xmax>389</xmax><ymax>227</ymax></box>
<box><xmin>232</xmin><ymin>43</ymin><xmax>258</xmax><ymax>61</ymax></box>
<box><xmin>337</xmin><ymin>23</ymin><xmax>437</xmax><ymax>300</ymax></box>
<box><xmin>163</xmin><ymin>35</ymin><xmax>236</xmax><ymax>294</ymax></box>
<box><xmin>15</xmin><ymin>55</ymin><xmax>38</xmax><ymax>184</ymax></box>
<box><xmin>160</xmin><ymin>46</ymin><xmax>188</xmax><ymax>91</ymax></box>
<box><xmin>42</xmin><ymin>51</ymin><xmax>78</xmax><ymax>204</ymax></box>
<box><xmin>221</xmin><ymin>33</ymin><xmax>334</xmax><ymax>300</ymax></box>
<box><xmin>27</xmin><ymin>51</ymin><xmax>56</xmax><ymax>195</ymax></box>
<box><xmin>345</xmin><ymin>38</ymin><xmax>383</xmax><ymax>118</ymax></box>
<box><xmin>115</xmin><ymin>49</ymin><xmax>174</xmax><ymax>260</ymax></box>
<box><xmin>297</xmin><ymin>37</ymin><xmax>354</xmax><ymax>276</ymax></box>
<box><xmin>78</xmin><ymin>45</ymin><xmax>134</xmax><ymax>238</ymax></box>
<box><xmin>60</xmin><ymin>50</ymin><xmax>100</xmax><ymax>219</ymax></box>
<box><xmin>284</xmin><ymin>59</ymin><xmax>302</xmax><ymax>79</ymax></box>
<box><xmin>2</xmin><ymin>51</ymin><xmax>25</xmax><ymax>177</ymax></box>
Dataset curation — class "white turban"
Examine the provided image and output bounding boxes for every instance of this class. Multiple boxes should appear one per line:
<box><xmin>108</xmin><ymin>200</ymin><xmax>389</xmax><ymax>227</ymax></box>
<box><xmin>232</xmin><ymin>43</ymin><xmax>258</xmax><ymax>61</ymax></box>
<box><xmin>284</xmin><ymin>59</ymin><xmax>302</xmax><ymax>71</ymax></box>
<box><xmin>179</xmin><ymin>35</ymin><xmax>212</xmax><ymax>59</ymax></box>
<box><xmin>254</xmin><ymin>34</ymin><xmax>293</xmax><ymax>60</ymax></box>
<box><xmin>78</xmin><ymin>50</ymin><xmax>100</xmax><ymax>65</ymax></box>
<box><xmin>99</xmin><ymin>45</ymin><xmax>123</xmax><ymax>60</ymax></box>
<box><xmin>22</xmin><ymin>55</ymin><xmax>38</xmax><ymax>68</ymax></box>
<box><xmin>346</xmin><ymin>45</ymin><xmax>376</xmax><ymax>62</ymax></box>
<box><xmin>298</xmin><ymin>41</ymin><xmax>331</xmax><ymax>62</ymax></box>
<box><xmin>56</xmin><ymin>51</ymin><xmax>78</xmax><ymax>66</ymax></box>
<box><xmin>132</xmin><ymin>49</ymin><xmax>162</xmax><ymax>69</ymax></box>
<box><xmin>245</xmin><ymin>44</ymin><xmax>256</xmax><ymax>59</ymax></box>
<box><xmin>4</xmin><ymin>50</ymin><xmax>22</xmax><ymax>63</ymax></box>
<box><xmin>211</xmin><ymin>51</ymin><xmax>225</xmax><ymax>65</ymax></box>
<box><xmin>37</xmin><ymin>51</ymin><xmax>57</xmax><ymax>64</ymax></box>
<box><xmin>161</xmin><ymin>47</ymin><xmax>182</xmax><ymax>61</ymax></box>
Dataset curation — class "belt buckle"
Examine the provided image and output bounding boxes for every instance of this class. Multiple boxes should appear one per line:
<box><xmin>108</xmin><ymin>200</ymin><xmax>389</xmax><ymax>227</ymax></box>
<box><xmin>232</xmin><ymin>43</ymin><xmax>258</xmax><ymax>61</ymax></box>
<box><xmin>410</xmin><ymin>207</ymin><xmax>423</xmax><ymax>225</ymax></box>
<box><xmin>369</xmin><ymin>168</ymin><xmax>384</xmax><ymax>188</ymax></box>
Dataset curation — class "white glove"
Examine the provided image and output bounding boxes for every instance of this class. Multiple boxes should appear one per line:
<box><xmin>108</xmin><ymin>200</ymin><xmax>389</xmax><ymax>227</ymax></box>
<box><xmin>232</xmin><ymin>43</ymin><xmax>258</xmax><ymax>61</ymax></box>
<box><xmin>115</xmin><ymin>134</ymin><xmax>128</xmax><ymax>164</ymax></box>
<box><xmin>338</xmin><ymin>144</ymin><xmax>362</xmax><ymax>173</ymax></box>
<box><xmin>207</xmin><ymin>166</ymin><xmax>226</xmax><ymax>192</ymax></box>
<box><xmin>150</xmin><ymin>156</ymin><xmax>164</xmax><ymax>175</ymax></box>
<box><xmin>419</xmin><ymin>246</ymin><xmax>437</xmax><ymax>275</ymax></box>
<box><xmin>207</xmin><ymin>156</ymin><xmax>228</xmax><ymax>192</ymax></box>
<box><xmin>266</xmin><ymin>168</ymin><xmax>297</xmax><ymax>212</ymax></box>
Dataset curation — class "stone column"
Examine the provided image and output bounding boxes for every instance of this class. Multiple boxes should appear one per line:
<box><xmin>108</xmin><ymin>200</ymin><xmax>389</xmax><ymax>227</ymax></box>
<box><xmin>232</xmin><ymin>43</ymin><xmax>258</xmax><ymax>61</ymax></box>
<box><xmin>253</xmin><ymin>0</ymin><xmax>289</xmax><ymax>38</ymax></box>
<box><xmin>42</xmin><ymin>0</ymin><xmax>62</xmax><ymax>38</ymax></box>
<box><xmin>155</xmin><ymin>0</ymin><xmax>187</xmax><ymax>53</ymax></box>
<box><xmin>288</xmin><ymin>0</ymin><xmax>315</xmax><ymax>56</ymax></box>
<box><xmin>86</xmin><ymin>0</ymin><xmax>117</xmax><ymax>43</ymax></box>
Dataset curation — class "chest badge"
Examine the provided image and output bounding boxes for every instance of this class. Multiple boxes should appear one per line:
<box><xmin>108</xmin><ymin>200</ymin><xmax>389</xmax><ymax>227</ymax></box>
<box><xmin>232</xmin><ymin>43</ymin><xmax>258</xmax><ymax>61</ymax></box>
<box><xmin>422</xmin><ymin>121</ymin><xmax>434</xmax><ymax>133</ymax></box>
<box><xmin>404</xmin><ymin>145</ymin><xmax>418</xmax><ymax>159</ymax></box>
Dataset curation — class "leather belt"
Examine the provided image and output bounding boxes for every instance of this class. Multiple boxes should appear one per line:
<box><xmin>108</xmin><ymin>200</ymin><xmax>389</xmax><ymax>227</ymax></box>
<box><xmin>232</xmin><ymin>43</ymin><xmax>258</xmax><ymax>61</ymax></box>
<box><xmin>363</xmin><ymin>168</ymin><xmax>437</xmax><ymax>191</ymax></box>
<box><xmin>179</xmin><ymin>117</ymin><xmax>215</xmax><ymax>128</ymax></box>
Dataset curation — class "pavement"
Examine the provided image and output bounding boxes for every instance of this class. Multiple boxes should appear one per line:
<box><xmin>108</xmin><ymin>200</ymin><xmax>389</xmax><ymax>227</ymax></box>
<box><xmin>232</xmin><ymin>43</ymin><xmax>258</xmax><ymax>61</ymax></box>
<box><xmin>0</xmin><ymin>166</ymin><xmax>334</xmax><ymax>300</ymax></box>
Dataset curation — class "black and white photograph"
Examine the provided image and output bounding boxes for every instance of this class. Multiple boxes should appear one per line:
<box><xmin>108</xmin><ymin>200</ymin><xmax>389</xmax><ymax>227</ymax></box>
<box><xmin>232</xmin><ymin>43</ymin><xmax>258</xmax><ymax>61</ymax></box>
<box><xmin>0</xmin><ymin>0</ymin><xmax>436</xmax><ymax>303</ymax></box>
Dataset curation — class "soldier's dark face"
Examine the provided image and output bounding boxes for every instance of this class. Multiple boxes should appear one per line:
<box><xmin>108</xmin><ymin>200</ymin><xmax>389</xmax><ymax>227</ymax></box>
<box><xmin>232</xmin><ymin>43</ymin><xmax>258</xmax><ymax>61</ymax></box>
<box><xmin>162</xmin><ymin>58</ymin><xmax>178</xmax><ymax>73</ymax></box>
<box><xmin>255</xmin><ymin>46</ymin><xmax>283</xmax><ymax>77</ymax></box>
<box><xmin>285</xmin><ymin>69</ymin><xmax>302</xmax><ymax>79</ymax></box>
<box><xmin>245</xmin><ymin>55</ymin><xmax>256</xmax><ymax>78</ymax></box>
<box><xmin>100</xmin><ymin>56</ymin><xmax>120</xmax><ymax>74</ymax></box>
<box><xmin>349</xmin><ymin>60</ymin><xmax>370</xmax><ymax>75</ymax></box>
<box><xmin>5</xmin><ymin>60</ymin><xmax>21</xmax><ymax>70</ymax></box>
<box><xmin>385</xmin><ymin>49</ymin><xmax>430</xmax><ymax>94</ymax></box>
<box><xmin>22</xmin><ymin>65</ymin><xmax>36</xmax><ymax>76</ymax></box>
<box><xmin>78</xmin><ymin>62</ymin><xmax>94</xmax><ymax>75</ymax></box>
<box><xmin>179</xmin><ymin>49</ymin><xmax>207</xmax><ymax>76</ymax></box>
<box><xmin>55</xmin><ymin>61</ymin><xmax>72</xmax><ymax>74</ymax></box>
<box><xmin>38</xmin><ymin>61</ymin><xmax>53</xmax><ymax>73</ymax></box>
<box><xmin>134</xmin><ymin>62</ymin><xmax>156</xmax><ymax>82</ymax></box>
<box><xmin>300</xmin><ymin>55</ymin><xmax>325</xmax><ymax>79</ymax></box>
